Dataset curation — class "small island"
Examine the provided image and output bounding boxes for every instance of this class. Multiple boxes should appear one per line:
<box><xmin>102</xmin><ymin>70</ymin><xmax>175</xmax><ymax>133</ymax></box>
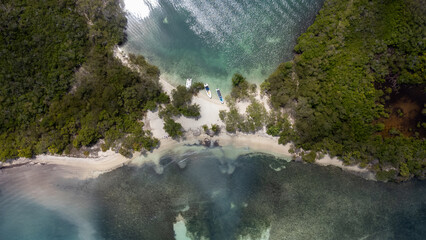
<box><xmin>1</xmin><ymin>0</ymin><xmax>426</xmax><ymax>239</ymax></box>
<box><xmin>0</xmin><ymin>0</ymin><xmax>424</xmax><ymax>184</ymax></box>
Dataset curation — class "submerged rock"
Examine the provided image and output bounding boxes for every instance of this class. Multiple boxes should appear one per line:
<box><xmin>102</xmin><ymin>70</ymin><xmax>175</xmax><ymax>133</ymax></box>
<box><xmin>203</xmin><ymin>138</ymin><xmax>211</xmax><ymax>147</ymax></box>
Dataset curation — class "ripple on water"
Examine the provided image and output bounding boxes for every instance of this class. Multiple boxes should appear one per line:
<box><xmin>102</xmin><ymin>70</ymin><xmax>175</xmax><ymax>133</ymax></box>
<box><xmin>1</xmin><ymin>149</ymin><xmax>426</xmax><ymax>239</ymax></box>
<box><xmin>122</xmin><ymin>0</ymin><xmax>324</xmax><ymax>93</ymax></box>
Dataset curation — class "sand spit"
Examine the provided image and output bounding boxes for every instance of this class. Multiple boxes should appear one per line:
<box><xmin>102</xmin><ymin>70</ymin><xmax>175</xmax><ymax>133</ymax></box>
<box><xmin>1</xmin><ymin>150</ymin><xmax>133</xmax><ymax>180</ymax></box>
<box><xmin>0</xmin><ymin>47</ymin><xmax>375</xmax><ymax>181</ymax></box>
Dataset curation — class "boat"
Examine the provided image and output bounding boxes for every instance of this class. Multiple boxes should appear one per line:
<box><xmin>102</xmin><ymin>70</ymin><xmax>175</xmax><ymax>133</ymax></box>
<box><xmin>216</xmin><ymin>88</ymin><xmax>224</xmax><ymax>104</ymax></box>
<box><xmin>186</xmin><ymin>78</ymin><xmax>192</xmax><ymax>89</ymax></box>
<box><xmin>204</xmin><ymin>83</ymin><xmax>212</xmax><ymax>98</ymax></box>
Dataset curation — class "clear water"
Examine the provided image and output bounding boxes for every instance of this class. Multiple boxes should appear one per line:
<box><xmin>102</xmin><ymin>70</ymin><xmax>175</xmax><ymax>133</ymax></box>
<box><xmin>0</xmin><ymin>198</ymin><xmax>79</xmax><ymax>240</ymax></box>
<box><xmin>1</xmin><ymin>148</ymin><xmax>425</xmax><ymax>240</ymax></box>
<box><xmin>122</xmin><ymin>0</ymin><xmax>324</xmax><ymax>93</ymax></box>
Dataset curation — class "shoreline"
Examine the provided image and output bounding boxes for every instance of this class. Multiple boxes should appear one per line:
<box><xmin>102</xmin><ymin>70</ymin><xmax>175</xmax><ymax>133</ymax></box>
<box><xmin>0</xmin><ymin>47</ymin><xmax>375</xmax><ymax>181</ymax></box>
<box><xmin>0</xmin><ymin>131</ymin><xmax>375</xmax><ymax>181</ymax></box>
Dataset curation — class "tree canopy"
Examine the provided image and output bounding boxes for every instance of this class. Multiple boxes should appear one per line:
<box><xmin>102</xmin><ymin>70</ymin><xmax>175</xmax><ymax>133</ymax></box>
<box><xmin>0</xmin><ymin>0</ymin><xmax>165</xmax><ymax>160</ymax></box>
<box><xmin>262</xmin><ymin>0</ymin><xmax>425</xmax><ymax>181</ymax></box>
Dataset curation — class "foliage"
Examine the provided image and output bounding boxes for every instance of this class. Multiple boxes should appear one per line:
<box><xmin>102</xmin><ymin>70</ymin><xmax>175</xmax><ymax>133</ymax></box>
<box><xmin>202</xmin><ymin>125</ymin><xmax>209</xmax><ymax>133</ymax></box>
<box><xmin>0</xmin><ymin>0</ymin><xmax>163</xmax><ymax>160</ymax></box>
<box><xmin>376</xmin><ymin>169</ymin><xmax>398</xmax><ymax>182</ymax></box>
<box><xmin>219</xmin><ymin>110</ymin><xmax>227</xmax><ymax>121</ymax></box>
<box><xmin>73</xmin><ymin>126</ymin><xmax>101</xmax><ymax>148</ymax></box>
<box><xmin>262</xmin><ymin>0</ymin><xmax>426</xmax><ymax>180</ymax></box>
<box><xmin>221</xmin><ymin>106</ymin><xmax>243</xmax><ymax>133</ymax></box>
<box><xmin>245</xmin><ymin>99</ymin><xmax>267</xmax><ymax>132</ymax></box>
<box><xmin>169</xmin><ymin>85</ymin><xmax>201</xmax><ymax>118</ymax></box>
<box><xmin>230</xmin><ymin>73</ymin><xmax>255</xmax><ymax>100</ymax></box>
<box><xmin>302</xmin><ymin>151</ymin><xmax>317</xmax><ymax>163</ymax></box>
<box><xmin>128</xmin><ymin>54</ymin><xmax>160</xmax><ymax>77</ymax></box>
<box><xmin>265</xmin><ymin>112</ymin><xmax>295</xmax><ymax>144</ymax></box>
<box><xmin>156</xmin><ymin>92</ymin><xmax>171</xmax><ymax>104</ymax></box>
<box><xmin>159</xmin><ymin>104</ymin><xmax>180</xmax><ymax>119</ymax></box>
<box><xmin>211</xmin><ymin>124</ymin><xmax>220</xmax><ymax>135</ymax></box>
<box><xmin>163</xmin><ymin>118</ymin><xmax>183</xmax><ymax>139</ymax></box>
<box><xmin>118</xmin><ymin>147</ymin><xmax>132</xmax><ymax>158</ymax></box>
<box><xmin>172</xmin><ymin>86</ymin><xmax>193</xmax><ymax>108</ymax></box>
<box><xmin>179</xmin><ymin>104</ymin><xmax>201</xmax><ymax>118</ymax></box>
<box><xmin>221</xmin><ymin>99</ymin><xmax>269</xmax><ymax>134</ymax></box>
<box><xmin>260</xmin><ymin>62</ymin><xmax>296</xmax><ymax>109</ymax></box>
<box><xmin>189</xmin><ymin>82</ymin><xmax>205</xmax><ymax>94</ymax></box>
<box><xmin>232</xmin><ymin>73</ymin><xmax>246</xmax><ymax>86</ymax></box>
<box><xmin>0</xmin><ymin>0</ymin><xmax>88</xmax><ymax>137</ymax></box>
<box><xmin>101</xmin><ymin>143</ymin><xmax>109</xmax><ymax>152</ymax></box>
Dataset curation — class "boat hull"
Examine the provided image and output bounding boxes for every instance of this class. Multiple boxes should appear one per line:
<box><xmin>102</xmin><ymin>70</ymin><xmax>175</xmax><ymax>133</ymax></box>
<box><xmin>204</xmin><ymin>83</ymin><xmax>212</xmax><ymax>98</ymax></box>
<box><xmin>186</xmin><ymin>78</ymin><xmax>192</xmax><ymax>89</ymax></box>
<box><xmin>216</xmin><ymin>89</ymin><xmax>224</xmax><ymax>104</ymax></box>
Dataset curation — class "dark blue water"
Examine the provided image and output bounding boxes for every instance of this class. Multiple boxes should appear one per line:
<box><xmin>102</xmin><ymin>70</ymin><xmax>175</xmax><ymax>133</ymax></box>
<box><xmin>1</xmin><ymin>150</ymin><xmax>425</xmax><ymax>239</ymax></box>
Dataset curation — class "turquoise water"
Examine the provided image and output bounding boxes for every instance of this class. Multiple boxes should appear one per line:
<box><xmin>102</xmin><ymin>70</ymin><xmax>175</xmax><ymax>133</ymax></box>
<box><xmin>122</xmin><ymin>0</ymin><xmax>324</xmax><ymax>93</ymax></box>
<box><xmin>2</xmin><ymin>2</ymin><xmax>425</xmax><ymax>239</ymax></box>
<box><xmin>0</xmin><ymin>198</ymin><xmax>79</xmax><ymax>240</ymax></box>
<box><xmin>1</xmin><ymin>148</ymin><xmax>425</xmax><ymax>239</ymax></box>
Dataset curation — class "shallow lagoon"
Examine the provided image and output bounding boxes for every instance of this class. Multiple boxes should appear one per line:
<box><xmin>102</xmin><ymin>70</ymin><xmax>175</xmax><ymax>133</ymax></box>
<box><xmin>1</xmin><ymin>147</ymin><xmax>425</xmax><ymax>240</ymax></box>
<box><xmin>2</xmin><ymin>1</ymin><xmax>425</xmax><ymax>239</ymax></box>
<box><xmin>122</xmin><ymin>0</ymin><xmax>324</xmax><ymax>93</ymax></box>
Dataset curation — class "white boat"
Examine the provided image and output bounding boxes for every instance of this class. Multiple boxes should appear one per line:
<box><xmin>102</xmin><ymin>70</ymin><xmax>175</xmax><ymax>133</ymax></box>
<box><xmin>186</xmin><ymin>78</ymin><xmax>192</xmax><ymax>89</ymax></box>
<box><xmin>216</xmin><ymin>88</ymin><xmax>224</xmax><ymax>104</ymax></box>
<box><xmin>204</xmin><ymin>83</ymin><xmax>212</xmax><ymax>98</ymax></box>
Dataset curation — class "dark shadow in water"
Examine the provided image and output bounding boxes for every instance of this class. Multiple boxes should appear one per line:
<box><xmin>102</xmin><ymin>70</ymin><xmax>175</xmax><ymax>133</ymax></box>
<box><xmin>90</xmin><ymin>152</ymin><xmax>426</xmax><ymax>240</ymax></box>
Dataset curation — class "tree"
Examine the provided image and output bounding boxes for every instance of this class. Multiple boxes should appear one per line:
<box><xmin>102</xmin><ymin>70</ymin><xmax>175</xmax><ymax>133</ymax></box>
<box><xmin>172</xmin><ymin>86</ymin><xmax>193</xmax><ymax>107</ymax></box>
<box><xmin>245</xmin><ymin>99</ymin><xmax>267</xmax><ymax>132</ymax></box>
<box><xmin>211</xmin><ymin>124</ymin><xmax>220</xmax><ymax>135</ymax></box>
<box><xmin>202</xmin><ymin>125</ymin><xmax>209</xmax><ymax>133</ymax></box>
<box><xmin>232</xmin><ymin>73</ymin><xmax>246</xmax><ymax>86</ymax></box>
<box><xmin>73</xmin><ymin>127</ymin><xmax>100</xmax><ymax>148</ymax></box>
<box><xmin>179</xmin><ymin>104</ymin><xmax>201</xmax><ymax>118</ymax></box>
<box><xmin>163</xmin><ymin>118</ymin><xmax>183</xmax><ymax>139</ymax></box>
<box><xmin>261</xmin><ymin>0</ymin><xmax>426</xmax><ymax>180</ymax></box>
<box><xmin>302</xmin><ymin>151</ymin><xmax>316</xmax><ymax>163</ymax></box>
<box><xmin>0</xmin><ymin>0</ymin><xmax>164</xmax><ymax>161</ymax></box>
<box><xmin>230</xmin><ymin>73</ymin><xmax>251</xmax><ymax>100</ymax></box>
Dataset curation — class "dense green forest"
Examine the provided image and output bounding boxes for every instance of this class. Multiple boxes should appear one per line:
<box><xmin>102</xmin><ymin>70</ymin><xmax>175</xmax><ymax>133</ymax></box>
<box><xmin>262</xmin><ymin>0</ymin><xmax>425</xmax><ymax>180</ymax></box>
<box><xmin>0</xmin><ymin>0</ymin><xmax>164</xmax><ymax>160</ymax></box>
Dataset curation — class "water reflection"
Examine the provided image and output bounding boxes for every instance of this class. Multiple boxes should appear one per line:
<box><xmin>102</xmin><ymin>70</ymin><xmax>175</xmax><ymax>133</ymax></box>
<box><xmin>122</xmin><ymin>0</ymin><xmax>324</xmax><ymax>93</ymax></box>
<box><xmin>1</xmin><ymin>149</ymin><xmax>425</xmax><ymax>240</ymax></box>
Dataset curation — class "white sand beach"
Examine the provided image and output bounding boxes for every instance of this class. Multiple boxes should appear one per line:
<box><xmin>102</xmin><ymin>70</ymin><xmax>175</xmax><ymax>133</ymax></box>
<box><xmin>0</xmin><ymin>47</ymin><xmax>375</xmax><ymax>180</ymax></box>
<box><xmin>1</xmin><ymin>150</ymin><xmax>133</xmax><ymax>179</ymax></box>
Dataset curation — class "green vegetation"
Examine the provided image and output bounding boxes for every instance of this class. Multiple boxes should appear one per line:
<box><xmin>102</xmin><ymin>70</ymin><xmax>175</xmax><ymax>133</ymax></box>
<box><xmin>163</xmin><ymin>118</ymin><xmax>183</xmax><ymax>139</ymax></box>
<box><xmin>202</xmin><ymin>125</ymin><xmax>209</xmax><ymax>133</ymax></box>
<box><xmin>220</xmin><ymin>101</ymin><xmax>243</xmax><ymax>133</ymax></box>
<box><xmin>220</xmin><ymin>97</ymin><xmax>269</xmax><ymax>134</ymax></box>
<box><xmin>202</xmin><ymin>124</ymin><xmax>220</xmax><ymax>136</ymax></box>
<box><xmin>0</xmin><ymin>0</ymin><xmax>165</xmax><ymax>160</ymax></box>
<box><xmin>262</xmin><ymin>0</ymin><xmax>426</xmax><ymax>180</ymax></box>
<box><xmin>172</xmin><ymin>86</ymin><xmax>194</xmax><ymax>107</ymax></box>
<box><xmin>211</xmin><ymin>124</ymin><xmax>220</xmax><ymax>135</ymax></box>
<box><xmin>159</xmin><ymin>104</ymin><xmax>180</xmax><ymax>119</ymax></box>
<box><xmin>301</xmin><ymin>151</ymin><xmax>317</xmax><ymax>163</ymax></box>
<box><xmin>157</xmin><ymin>82</ymin><xmax>204</xmax><ymax>139</ymax></box>
<box><xmin>221</xmin><ymin>73</ymin><xmax>275</xmax><ymax>134</ymax></box>
<box><xmin>230</xmin><ymin>73</ymin><xmax>257</xmax><ymax>100</ymax></box>
<box><xmin>158</xmin><ymin>83</ymin><xmax>203</xmax><ymax>119</ymax></box>
<box><xmin>265</xmin><ymin>112</ymin><xmax>295</xmax><ymax>145</ymax></box>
